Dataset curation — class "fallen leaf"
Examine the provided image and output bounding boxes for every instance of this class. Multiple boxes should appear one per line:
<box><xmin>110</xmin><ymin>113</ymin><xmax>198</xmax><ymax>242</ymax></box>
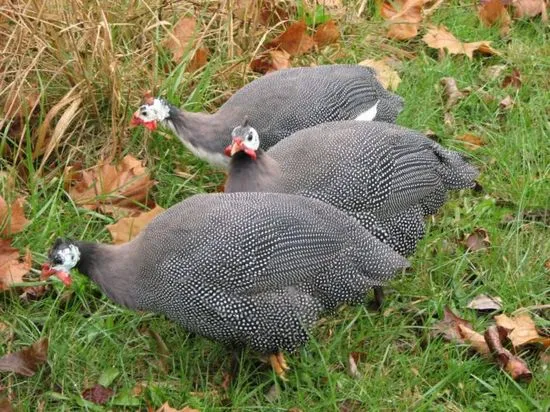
<box><xmin>156</xmin><ymin>402</ymin><xmax>200</xmax><ymax>412</ymax></box>
<box><xmin>382</xmin><ymin>0</ymin><xmax>425</xmax><ymax>40</ymax></box>
<box><xmin>162</xmin><ymin>16</ymin><xmax>208</xmax><ymax>70</ymax></box>
<box><xmin>0</xmin><ymin>240</ymin><xmax>31</xmax><ymax>290</ymax></box>
<box><xmin>511</xmin><ymin>0</ymin><xmax>548</xmax><ymax>21</ymax></box>
<box><xmin>1</xmin><ymin>87</ymin><xmax>40</xmax><ymax>140</ymax></box>
<box><xmin>339</xmin><ymin>399</ymin><xmax>363</xmax><ymax>412</ymax></box>
<box><xmin>433</xmin><ymin>306</ymin><xmax>473</xmax><ymax>342</ymax></box>
<box><xmin>250</xmin><ymin>50</ymin><xmax>291</xmax><ymax>74</ymax></box>
<box><xmin>502</xmin><ymin>68</ymin><xmax>522</xmax><ymax>88</ymax></box>
<box><xmin>464</xmin><ymin>228</ymin><xmax>490</xmax><ymax>252</ymax></box>
<box><xmin>457</xmin><ymin>133</ymin><xmax>485</xmax><ymax>150</ymax></box>
<box><xmin>479</xmin><ymin>64</ymin><xmax>507</xmax><ymax>82</ymax></box>
<box><xmin>313</xmin><ymin>20</ymin><xmax>340</xmax><ymax>47</ymax></box>
<box><xmin>358</xmin><ymin>59</ymin><xmax>401</xmax><ymax>90</ymax></box>
<box><xmin>0</xmin><ymin>337</ymin><xmax>48</xmax><ymax>376</ymax></box>
<box><xmin>440</xmin><ymin>77</ymin><xmax>470</xmax><ymax>110</ymax></box>
<box><xmin>458</xmin><ymin>324</ymin><xmax>491</xmax><ymax>355</ymax></box>
<box><xmin>107</xmin><ymin>205</ymin><xmax>165</xmax><ymax>244</ymax></box>
<box><xmin>82</xmin><ymin>384</ymin><xmax>114</xmax><ymax>405</ymax></box>
<box><xmin>495</xmin><ymin>313</ymin><xmax>550</xmax><ymax>348</ymax></box>
<box><xmin>443</xmin><ymin>112</ymin><xmax>455</xmax><ymax>128</ymax></box>
<box><xmin>67</xmin><ymin>155</ymin><xmax>155</xmax><ymax>217</ymax></box>
<box><xmin>478</xmin><ymin>0</ymin><xmax>512</xmax><ymax>36</ymax></box>
<box><xmin>0</xmin><ymin>398</ymin><xmax>13</xmax><ymax>412</ymax></box>
<box><xmin>467</xmin><ymin>294</ymin><xmax>502</xmax><ymax>312</ymax></box>
<box><xmin>484</xmin><ymin>325</ymin><xmax>532</xmax><ymax>381</ymax></box>
<box><xmin>0</xmin><ymin>196</ymin><xmax>29</xmax><ymax>237</ymax></box>
<box><xmin>423</xmin><ymin>25</ymin><xmax>500</xmax><ymax>59</ymax></box>
<box><xmin>347</xmin><ymin>352</ymin><xmax>360</xmax><ymax>379</ymax></box>
<box><xmin>499</xmin><ymin>95</ymin><xmax>514</xmax><ymax>110</ymax></box>
<box><xmin>266</xmin><ymin>21</ymin><xmax>315</xmax><ymax>56</ymax></box>
<box><xmin>544</xmin><ymin>259</ymin><xmax>550</xmax><ymax>270</ymax></box>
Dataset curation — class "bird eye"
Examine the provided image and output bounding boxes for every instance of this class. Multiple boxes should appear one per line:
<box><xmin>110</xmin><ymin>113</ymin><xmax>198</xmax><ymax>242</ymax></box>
<box><xmin>141</xmin><ymin>110</ymin><xmax>148</xmax><ymax>117</ymax></box>
<box><xmin>53</xmin><ymin>256</ymin><xmax>63</xmax><ymax>265</ymax></box>
<box><xmin>246</xmin><ymin>133</ymin><xmax>253</xmax><ymax>141</ymax></box>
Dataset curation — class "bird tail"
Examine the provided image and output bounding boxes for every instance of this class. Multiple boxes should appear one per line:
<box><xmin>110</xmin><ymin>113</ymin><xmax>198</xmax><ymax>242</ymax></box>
<box><xmin>430</xmin><ymin>141</ymin><xmax>480</xmax><ymax>190</ymax></box>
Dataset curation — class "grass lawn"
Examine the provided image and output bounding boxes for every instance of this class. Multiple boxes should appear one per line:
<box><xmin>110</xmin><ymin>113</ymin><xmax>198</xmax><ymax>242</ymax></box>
<box><xmin>1</xmin><ymin>0</ymin><xmax>549</xmax><ymax>410</ymax></box>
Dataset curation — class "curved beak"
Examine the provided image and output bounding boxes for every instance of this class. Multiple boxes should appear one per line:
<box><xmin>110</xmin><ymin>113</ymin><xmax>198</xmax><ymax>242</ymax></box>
<box><xmin>41</xmin><ymin>263</ymin><xmax>72</xmax><ymax>287</ymax></box>
<box><xmin>225</xmin><ymin>137</ymin><xmax>257</xmax><ymax>160</ymax></box>
<box><xmin>129</xmin><ymin>111</ymin><xmax>157</xmax><ymax>131</ymax></box>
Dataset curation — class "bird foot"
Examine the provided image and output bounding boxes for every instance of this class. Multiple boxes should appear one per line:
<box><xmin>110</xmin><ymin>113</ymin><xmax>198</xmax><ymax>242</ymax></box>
<box><xmin>269</xmin><ymin>352</ymin><xmax>289</xmax><ymax>380</ymax></box>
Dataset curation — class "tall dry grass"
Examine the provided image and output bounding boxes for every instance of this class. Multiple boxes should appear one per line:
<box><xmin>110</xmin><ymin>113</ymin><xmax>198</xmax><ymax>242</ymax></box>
<box><xmin>0</xmin><ymin>0</ymin><xmax>310</xmax><ymax>186</ymax></box>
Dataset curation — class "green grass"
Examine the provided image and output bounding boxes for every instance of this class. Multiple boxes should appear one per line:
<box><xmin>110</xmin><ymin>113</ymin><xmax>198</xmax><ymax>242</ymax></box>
<box><xmin>1</xmin><ymin>0</ymin><xmax>549</xmax><ymax>410</ymax></box>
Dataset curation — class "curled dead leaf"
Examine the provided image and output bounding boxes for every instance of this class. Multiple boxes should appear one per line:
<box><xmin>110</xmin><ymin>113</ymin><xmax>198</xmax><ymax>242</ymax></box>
<box><xmin>266</xmin><ymin>21</ymin><xmax>315</xmax><ymax>56</ymax></box>
<box><xmin>163</xmin><ymin>16</ymin><xmax>208</xmax><ymax>70</ymax></box>
<box><xmin>0</xmin><ymin>337</ymin><xmax>48</xmax><ymax>377</ymax></box>
<box><xmin>382</xmin><ymin>0</ymin><xmax>425</xmax><ymax>40</ymax></box>
<box><xmin>502</xmin><ymin>68</ymin><xmax>522</xmax><ymax>89</ymax></box>
<box><xmin>458</xmin><ymin>324</ymin><xmax>491</xmax><ymax>355</ymax></box>
<box><xmin>250</xmin><ymin>50</ymin><xmax>291</xmax><ymax>74</ymax></box>
<box><xmin>107</xmin><ymin>205</ymin><xmax>165</xmax><ymax>245</ymax></box>
<box><xmin>464</xmin><ymin>228</ymin><xmax>490</xmax><ymax>252</ymax></box>
<box><xmin>155</xmin><ymin>402</ymin><xmax>200</xmax><ymax>412</ymax></box>
<box><xmin>358</xmin><ymin>59</ymin><xmax>401</xmax><ymax>90</ymax></box>
<box><xmin>467</xmin><ymin>294</ymin><xmax>502</xmax><ymax>312</ymax></box>
<box><xmin>433</xmin><ymin>306</ymin><xmax>473</xmax><ymax>342</ymax></box>
<box><xmin>499</xmin><ymin>95</ymin><xmax>514</xmax><ymax>110</ymax></box>
<box><xmin>347</xmin><ymin>352</ymin><xmax>361</xmax><ymax>379</ymax></box>
<box><xmin>423</xmin><ymin>25</ymin><xmax>500</xmax><ymax>59</ymax></box>
<box><xmin>0</xmin><ymin>196</ymin><xmax>29</xmax><ymax>237</ymax></box>
<box><xmin>484</xmin><ymin>325</ymin><xmax>532</xmax><ymax>381</ymax></box>
<box><xmin>440</xmin><ymin>77</ymin><xmax>470</xmax><ymax>110</ymax></box>
<box><xmin>314</xmin><ymin>20</ymin><xmax>340</xmax><ymax>47</ymax></box>
<box><xmin>82</xmin><ymin>384</ymin><xmax>114</xmax><ymax>405</ymax></box>
<box><xmin>478</xmin><ymin>0</ymin><xmax>511</xmax><ymax>36</ymax></box>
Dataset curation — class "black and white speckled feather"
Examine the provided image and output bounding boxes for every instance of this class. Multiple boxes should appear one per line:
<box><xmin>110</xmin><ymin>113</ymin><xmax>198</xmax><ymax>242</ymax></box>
<box><xmin>49</xmin><ymin>192</ymin><xmax>408</xmax><ymax>354</ymax></box>
<box><xmin>226</xmin><ymin>121</ymin><xmax>479</xmax><ymax>256</ymax></box>
<box><xmin>136</xmin><ymin>65</ymin><xmax>403</xmax><ymax>168</ymax></box>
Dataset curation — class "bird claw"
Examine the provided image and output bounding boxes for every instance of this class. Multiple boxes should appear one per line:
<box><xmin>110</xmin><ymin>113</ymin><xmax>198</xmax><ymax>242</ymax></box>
<box><xmin>269</xmin><ymin>353</ymin><xmax>289</xmax><ymax>380</ymax></box>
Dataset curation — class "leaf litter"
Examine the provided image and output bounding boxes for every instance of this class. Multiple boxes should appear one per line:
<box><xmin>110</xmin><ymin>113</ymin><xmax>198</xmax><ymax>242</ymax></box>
<box><xmin>423</xmin><ymin>25</ymin><xmax>500</xmax><ymax>59</ymax></box>
<box><xmin>107</xmin><ymin>205</ymin><xmax>165</xmax><ymax>244</ymax></box>
<box><xmin>0</xmin><ymin>196</ymin><xmax>29</xmax><ymax>237</ymax></box>
<box><xmin>0</xmin><ymin>337</ymin><xmax>48</xmax><ymax>377</ymax></box>
<box><xmin>163</xmin><ymin>16</ymin><xmax>209</xmax><ymax>71</ymax></box>
<box><xmin>358</xmin><ymin>59</ymin><xmax>401</xmax><ymax>90</ymax></box>
<box><xmin>467</xmin><ymin>294</ymin><xmax>503</xmax><ymax>312</ymax></box>
<box><xmin>0</xmin><ymin>240</ymin><xmax>31</xmax><ymax>291</ymax></box>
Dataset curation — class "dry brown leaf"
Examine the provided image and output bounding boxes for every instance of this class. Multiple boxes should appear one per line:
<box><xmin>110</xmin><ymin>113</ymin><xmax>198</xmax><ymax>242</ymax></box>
<box><xmin>512</xmin><ymin>0</ymin><xmax>548</xmax><ymax>20</ymax></box>
<box><xmin>464</xmin><ymin>228</ymin><xmax>490</xmax><ymax>252</ymax></box>
<box><xmin>0</xmin><ymin>196</ymin><xmax>29</xmax><ymax>237</ymax></box>
<box><xmin>499</xmin><ymin>95</ymin><xmax>514</xmax><ymax>110</ymax></box>
<box><xmin>467</xmin><ymin>294</ymin><xmax>502</xmax><ymax>312</ymax></box>
<box><xmin>457</xmin><ymin>134</ymin><xmax>485</xmax><ymax>150</ymax></box>
<box><xmin>107</xmin><ymin>205</ymin><xmax>164</xmax><ymax>245</ymax></box>
<box><xmin>502</xmin><ymin>68</ymin><xmax>522</xmax><ymax>88</ymax></box>
<box><xmin>0</xmin><ymin>397</ymin><xmax>12</xmax><ymax>412</ymax></box>
<box><xmin>250</xmin><ymin>50</ymin><xmax>291</xmax><ymax>74</ymax></box>
<box><xmin>82</xmin><ymin>384</ymin><xmax>114</xmax><ymax>405</ymax></box>
<box><xmin>156</xmin><ymin>403</ymin><xmax>201</xmax><ymax>412</ymax></box>
<box><xmin>1</xmin><ymin>87</ymin><xmax>40</xmax><ymax>140</ymax></box>
<box><xmin>163</xmin><ymin>16</ymin><xmax>208</xmax><ymax>70</ymax></box>
<box><xmin>440</xmin><ymin>77</ymin><xmax>470</xmax><ymax>110</ymax></box>
<box><xmin>485</xmin><ymin>325</ymin><xmax>532</xmax><ymax>381</ymax></box>
<box><xmin>314</xmin><ymin>20</ymin><xmax>340</xmax><ymax>47</ymax></box>
<box><xmin>266</xmin><ymin>21</ymin><xmax>315</xmax><ymax>56</ymax></box>
<box><xmin>347</xmin><ymin>352</ymin><xmax>360</xmax><ymax>379</ymax></box>
<box><xmin>0</xmin><ymin>337</ymin><xmax>48</xmax><ymax>376</ymax></box>
<box><xmin>433</xmin><ymin>306</ymin><xmax>474</xmax><ymax>342</ymax></box>
<box><xmin>458</xmin><ymin>324</ymin><xmax>491</xmax><ymax>355</ymax></box>
<box><xmin>478</xmin><ymin>0</ymin><xmax>512</xmax><ymax>36</ymax></box>
<box><xmin>0</xmin><ymin>240</ymin><xmax>31</xmax><ymax>291</ymax></box>
<box><xmin>443</xmin><ymin>112</ymin><xmax>455</xmax><ymax>128</ymax></box>
<box><xmin>358</xmin><ymin>59</ymin><xmax>401</xmax><ymax>90</ymax></box>
<box><xmin>67</xmin><ymin>155</ymin><xmax>155</xmax><ymax>216</ymax></box>
<box><xmin>495</xmin><ymin>313</ymin><xmax>550</xmax><ymax>348</ymax></box>
<box><xmin>544</xmin><ymin>259</ymin><xmax>550</xmax><ymax>270</ymax></box>
<box><xmin>383</xmin><ymin>0</ymin><xmax>425</xmax><ymax>40</ymax></box>
<box><xmin>423</xmin><ymin>25</ymin><xmax>500</xmax><ymax>59</ymax></box>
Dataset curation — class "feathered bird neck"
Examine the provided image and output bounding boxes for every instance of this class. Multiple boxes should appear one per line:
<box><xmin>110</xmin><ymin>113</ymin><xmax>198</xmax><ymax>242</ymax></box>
<box><xmin>225</xmin><ymin>150</ymin><xmax>282</xmax><ymax>193</ymax></box>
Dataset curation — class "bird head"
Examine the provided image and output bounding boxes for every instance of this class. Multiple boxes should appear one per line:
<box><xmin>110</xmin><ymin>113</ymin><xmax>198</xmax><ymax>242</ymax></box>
<box><xmin>41</xmin><ymin>238</ymin><xmax>80</xmax><ymax>287</ymax></box>
<box><xmin>225</xmin><ymin>118</ymin><xmax>260</xmax><ymax>160</ymax></box>
<box><xmin>130</xmin><ymin>92</ymin><xmax>171</xmax><ymax>131</ymax></box>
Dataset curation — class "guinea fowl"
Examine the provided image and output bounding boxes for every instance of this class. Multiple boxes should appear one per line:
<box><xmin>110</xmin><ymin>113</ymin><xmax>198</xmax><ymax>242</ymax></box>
<box><xmin>225</xmin><ymin>120</ymin><xmax>479</xmax><ymax>257</ymax></box>
<box><xmin>130</xmin><ymin>65</ymin><xmax>404</xmax><ymax>168</ymax></box>
<box><xmin>42</xmin><ymin>192</ymin><xmax>408</xmax><ymax>377</ymax></box>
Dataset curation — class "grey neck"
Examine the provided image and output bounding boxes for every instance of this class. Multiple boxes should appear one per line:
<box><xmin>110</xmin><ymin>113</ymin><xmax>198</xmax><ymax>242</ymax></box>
<box><xmin>225</xmin><ymin>150</ymin><xmax>282</xmax><ymax>193</ymax></box>
<box><xmin>163</xmin><ymin>106</ymin><xmax>232</xmax><ymax>168</ymax></box>
<box><xmin>76</xmin><ymin>241</ymin><xmax>140</xmax><ymax>310</ymax></box>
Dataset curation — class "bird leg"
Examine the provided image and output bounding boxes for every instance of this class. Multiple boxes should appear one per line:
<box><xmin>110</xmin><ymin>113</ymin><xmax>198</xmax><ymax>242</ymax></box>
<box><xmin>373</xmin><ymin>287</ymin><xmax>385</xmax><ymax>311</ymax></box>
<box><xmin>269</xmin><ymin>352</ymin><xmax>289</xmax><ymax>379</ymax></box>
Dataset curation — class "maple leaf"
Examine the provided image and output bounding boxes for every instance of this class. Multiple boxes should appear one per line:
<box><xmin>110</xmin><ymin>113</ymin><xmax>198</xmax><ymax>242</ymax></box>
<box><xmin>107</xmin><ymin>205</ymin><xmax>165</xmax><ymax>245</ymax></box>
<box><xmin>0</xmin><ymin>196</ymin><xmax>29</xmax><ymax>237</ymax></box>
<box><xmin>495</xmin><ymin>313</ymin><xmax>550</xmax><ymax>348</ymax></box>
<box><xmin>0</xmin><ymin>240</ymin><xmax>31</xmax><ymax>291</ymax></box>
<box><xmin>0</xmin><ymin>338</ymin><xmax>48</xmax><ymax>376</ymax></box>
<box><xmin>423</xmin><ymin>25</ymin><xmax>500</xmax><ymax>59</ymax></box>
<box><xmin>266</xmin><ymin>21</ymin><xmax>315</xmax><ymax>56</ymax></box>
<box><xmin>313</xmin><ymin>20</ymin><xmax>340</xmax><ymax>47</ymax></box>
<box><xmin>250</xmin><ymin>50</ymin><xmax>291</xmax><ymax>74</ymax></box>
<box><xmin>433</xmin><ymin>307</ymin><xmax>490</xmax><ymax>355</ymax></box>
<box><xmin>358</xmin><ymin>59</ymin><xmax>401</xmax><ymax>90</ymax></box>
<box><xmin>162</xmin><ymin>16</ymin><xmax>209</xmax><ymax>70</ymax></box>
<box><xmin>67</xmin><ymin>155</ymin><xmax>156</xmax><ymax>217</ymax></box>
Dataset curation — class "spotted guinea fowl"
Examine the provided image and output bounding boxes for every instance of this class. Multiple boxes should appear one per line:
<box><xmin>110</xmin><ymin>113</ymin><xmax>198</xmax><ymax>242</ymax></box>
<box><xmin>225</xmin><ymin>120</ymin><xmax>479</xmax><ymax>257</ymax></box>
<box><xmin>42</xmin><ymin>192</ymin><xmax>408</xmax><ymax>377</ymax></box>
<box><xmin>130</xmin><ymin>65</ymin><xmax>404</xmax><ymax>168</ymax></box>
